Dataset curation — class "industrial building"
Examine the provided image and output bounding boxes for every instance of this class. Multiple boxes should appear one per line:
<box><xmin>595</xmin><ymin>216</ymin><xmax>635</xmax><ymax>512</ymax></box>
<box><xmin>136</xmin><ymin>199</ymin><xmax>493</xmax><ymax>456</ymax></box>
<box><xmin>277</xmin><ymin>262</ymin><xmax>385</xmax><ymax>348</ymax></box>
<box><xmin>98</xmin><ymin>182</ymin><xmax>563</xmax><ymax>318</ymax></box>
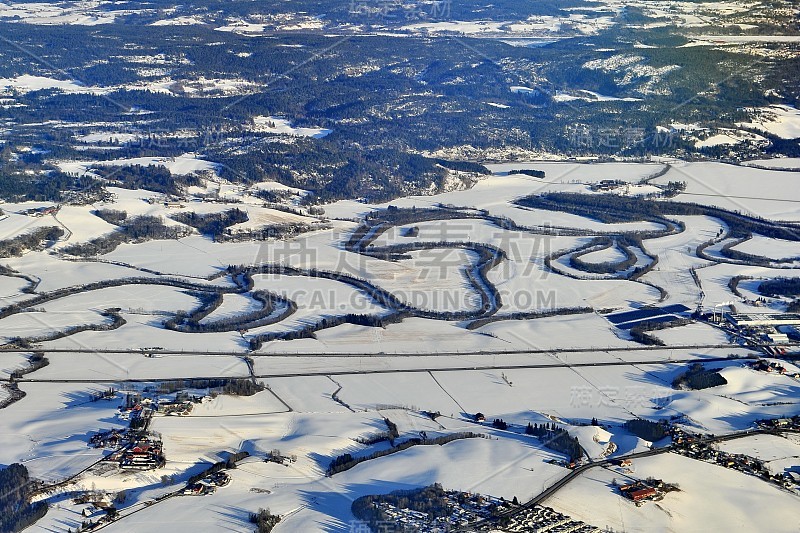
<box><xmin>726</xmin><ymin>313</ymin><xmax>800</xmax><ymax>328</ymax></box>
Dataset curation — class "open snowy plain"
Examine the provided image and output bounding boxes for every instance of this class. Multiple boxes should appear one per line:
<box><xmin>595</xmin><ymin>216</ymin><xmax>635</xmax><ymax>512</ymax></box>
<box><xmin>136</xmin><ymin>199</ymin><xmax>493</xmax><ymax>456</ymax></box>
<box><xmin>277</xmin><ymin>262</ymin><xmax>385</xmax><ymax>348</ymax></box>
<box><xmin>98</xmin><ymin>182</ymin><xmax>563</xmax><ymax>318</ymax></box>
<box><xmin>1</xmin><ymin>160</ymin><xmax>799</xmax><ymax>532</ymax></box>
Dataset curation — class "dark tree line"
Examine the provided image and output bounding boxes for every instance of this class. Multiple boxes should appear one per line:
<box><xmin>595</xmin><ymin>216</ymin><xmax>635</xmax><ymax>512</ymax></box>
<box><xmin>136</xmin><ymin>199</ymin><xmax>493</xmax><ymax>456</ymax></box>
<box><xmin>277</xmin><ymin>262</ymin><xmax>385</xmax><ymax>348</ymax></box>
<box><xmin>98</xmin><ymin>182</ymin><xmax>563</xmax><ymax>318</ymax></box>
<box><xmin>165</xmin><ymin>291</ymin><xmax>295</xmax><ymax>333</ymax></box>
<box><xmin>93</xmin><ymin>208</ymin><xmax>128</xmax><ymax>225</ymax></box>
<box><xmin>8</xmin><ymin>352</ymin><xmax>49</xmax><ymax>380</ymax></box>
<box><xmin>0</xmin><ymin>275</ymin><xmax>243</xmax><ymax>322</ymax></box>
<box><xmin>628</xmin><ymin>318</ymin><xmax>690</xmax><ymax>346</ymax></box>
<box><xmin>3</xmin><ymin>308</ymin><xmax>126</xmax><ymax>350</ymax></box>
<box><xmin>384</xmin><ymin>418</ymin><xmax>400</xmax><ymax>443</ymax></box>
<box><xmin>718</xmin><ymin>238</ymin><xmax>798</xmax><ymax>266</ymax></box>
<box><xmin>249</xmin><ymin>311</ymin><xmax>407</xmax><ymax>350</ymax></box>
<box><xmin>215</xmin><ymin>223</ymin><xmax>313</xmax><ymax>242</ymax></box>
<box><xmin>434</xmin><ymin>160</ymin><xmax>491</xmax><ymax>175</ymax></box>
<box><xmin>466</xmin><ymin>307</ymin><xmax>593</xmax><ymax>330</ymax></box>
<box><xmin>156</xmin><ymin>378</ymin><xmax>264</xmax><ymax>396</ymax></box>
<box><xmin>492</xmin><ymin>419</ymin><xmax>509</xmax><ymax>430</ymax></box>
<box><xmin>507</xmin><ymin>169</ymin><xmax>545</xmax><ymax>178</ymax></box>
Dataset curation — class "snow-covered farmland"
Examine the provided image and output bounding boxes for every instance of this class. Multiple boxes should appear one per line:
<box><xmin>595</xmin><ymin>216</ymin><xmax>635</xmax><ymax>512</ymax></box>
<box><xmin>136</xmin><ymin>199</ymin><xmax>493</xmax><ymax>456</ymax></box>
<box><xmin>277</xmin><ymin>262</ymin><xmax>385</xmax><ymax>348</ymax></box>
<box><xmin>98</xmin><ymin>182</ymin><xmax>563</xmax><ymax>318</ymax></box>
<box><xmin>1</xmin><ymin>159</ymin><xmax>800</xmax><ymax>532</ymax></box>
<box><xmin>548</xmin><ymin>453</ymin><xmax>800</xmax><ymax>533</ymax></box>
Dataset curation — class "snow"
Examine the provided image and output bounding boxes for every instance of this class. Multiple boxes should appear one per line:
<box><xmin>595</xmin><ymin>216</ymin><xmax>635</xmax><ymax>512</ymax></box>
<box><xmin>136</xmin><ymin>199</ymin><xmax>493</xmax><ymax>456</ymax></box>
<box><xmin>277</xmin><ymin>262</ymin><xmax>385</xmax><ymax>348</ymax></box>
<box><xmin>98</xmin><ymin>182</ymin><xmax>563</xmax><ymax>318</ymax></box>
<box><xmin>0</xmin><ymin>75</ymin><xmax>107</xmax><ymax>95</ymax></box>
<box><xmin>548</xmin><ymin>453</ymin><xmax>800</xmax><ymax>533</ymax></box>
<box><xmin>400</xmin><ymin>13</ymin><xmax>615</xmax><ymax>38</ymax></box>
<box><xmin>732</xmin><ymin>234</ymin><xmax>800</xmax><ymax>261</ymax></box>
<box><xmin>75</xmin><ymin>132</ymin><xmax>142</xmax><ymax>144</ymax></box>
<box><xmin>510</xmin><ymin>86</ymin><xmax>540</xmax><ymax>94</ymax></box>
<box><xmin>694</xmin><ymin>130</ymin><xmax>767</xmax><ymax>148</ymax></box>
<box><xmin>692</xmin><ymin>35</ymin><xmax>800</xmax><ymax>44</ymax></box>
<box><xmin>151</xmin><ymin>15</ymin><xmax>206</xmax><ymax>26</ymax></box>
<box><xmin>553</xmin><ymin>90</ymin><xmax>641</xmax><ymax>103</ymax></box>
<box><xmin>0</xmin><ymin>1</ymin><xmax>125</xmax><ymax>25</ymax></box>
<box><xmin>743</xmin><ymin>157</ymin><xmax>800</xmax><ymax>170</ymax></box>
<box><xmin>0</xmin><ymin>382</ymin><xmax>128</xmax><ymax>482</ymax></box>
<box><xmin>738</xmin><ymin>105</ymin><xmax>800</xmax><ymax>139</ymax></box>
<box><xmin>660</xmin><ymin>365</ymin><xmax>800</xmax><ymax>434</ymax></box>
<box><xmin>249</xmin><ymin>116</ymin><xmax>333</xmax><ymax>138</ymax></box>
<box><xmin>56</xmin><ymin>153</ymin><xmax>220</xmax><ymax>177</ymax></box>
<box><xmin>717</xmin><ymin>433</ymin><xmax>800</xmax><ymax>476</ymax></box>
<box><xmin>653</xmin><ymin>161</ymin><xmax>800</xmax><ymax>221</ymax></box>
<box><xmin>30</xmin><ymin>352</ymin><xmax>250</xmax><ymax>381</ymax></box>
<box><xmin>215</xmin><ymin>15</ymin><xmax>325</xmax><ymax>36</ymax></box>
<box><xmin>2</xmin><ymin>158</ymin><xmax>800</xmax><ymax>531</ymax></box>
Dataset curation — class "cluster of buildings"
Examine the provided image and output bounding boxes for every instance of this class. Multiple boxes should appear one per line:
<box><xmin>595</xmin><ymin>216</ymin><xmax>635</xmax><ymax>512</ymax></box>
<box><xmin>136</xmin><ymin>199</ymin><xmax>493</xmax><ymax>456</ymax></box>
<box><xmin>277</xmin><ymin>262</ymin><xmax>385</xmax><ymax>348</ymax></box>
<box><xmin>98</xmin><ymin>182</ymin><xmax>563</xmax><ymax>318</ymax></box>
<box><xmin>480</xmin><ymin>505</ymin><xmax>600</xmax><ymax>533</ymax></box>
<box><xmin>158</xmin><ymin>398</ymin><xmax>195</xmax><ymax>416</ymax></box>
<box><xmin>671</xmin><ymin>428</ymin><xmax>796</xmax><ymax>490</ymax></box>
<box><xmin>265</xmin><ymin>449</ymin><xmax>297</xmax><ymax>466</ymax></box>
<box><xmin>617</xmin><ymin>481</ymin><xmax>660</xmax><ymax>504</ymax></box>
<box><xmin>117</xmin><ymin>435</ymin><xmax>165</xmax><ymax>470</ymax></box>
<box><xmin>368</xmin><ymin>491</ymin><xmax>506</xmax><ymax>531</ymax></box>
<box><xmin>757</xmin><ymin>415</ymin><xmax>800</xmax><ymax>432</ymax></box>
<box><xmin>749</xmin><ymin>359</ymin><xmax>800</xmax><ymax>378</ymax></box>
<box><xmin>591</xmin><ymin>179</ymin><xmax>626</xmax><ymax>192</ymax></box>
<box><xmin>118</xmin><ymin>391</ymin><xmax>202</xmax><ymax>421</ymax></box>
<box><xmin>725</xmin><ymin>313</ymin><xmax>800</xmax><ymax>347</ymax></box>
<box><xmin>183</xmin><ymin>471</ymin><xmax>231</xmax><ymax>496</ymax></box>
<box><xmin>90</xmin><ymin>428</ymin><xmax>165</xmax><ymax>471</ymax></box>
<box><xmin>89</xmin><ymin>429</ymin><xmax>126</xmax><ymax>449</ymax></box>
<box><xmin>22</xmin><ymin>205</ymin><xmax>59</xmax><ymax>217</ymax></box>
<box><xmin>365</xmin><ymin>489</ymin><xmax>599</xmax><ymax>533</ymax></box>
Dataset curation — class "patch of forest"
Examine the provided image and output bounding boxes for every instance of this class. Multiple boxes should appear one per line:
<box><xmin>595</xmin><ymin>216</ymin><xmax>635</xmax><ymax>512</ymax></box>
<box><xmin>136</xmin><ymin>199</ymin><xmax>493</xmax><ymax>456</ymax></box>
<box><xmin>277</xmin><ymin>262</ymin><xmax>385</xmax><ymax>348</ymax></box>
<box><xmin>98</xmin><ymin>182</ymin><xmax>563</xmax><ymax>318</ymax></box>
<box><xmin>62</xmin><ymin>214</ymin><xmax>191</xmax><ymax>256</ymax></box>
<box><xmin>170</xmin><ymin>208</ymin><xmax>248</xmax><ymax>239</ymax></box>
<box><xmin>758</xmin><ymin>278</ymin><xmax>800</xmax><ymax>298</ymax></box>
<box><xmin>672</xmin><ymin>363</ymin><xmax>728</xmax><ymax>390</ymax></box>
<box><xmin>0</xmin><ymin>463</ymin><xmax>48</xmax><ymax>532</ymax></box>
<box><xmin>629</xmin><ymin>318</ymin><xmax>691</xmax><ymax>346</ymax></box>
<box><xmin>624</xmin><ymin>419</ymin><xmax>667</xmax><ymax>441</ymax></box>
<box><xmin>0</xmin><ymin>226</ymin><xmax>64</xmax><ymax>258</ymax></box>
<box><xmin>524</xmin><ymin>422</ymin><xmax>584</xmax><ymax>462</ymax></box>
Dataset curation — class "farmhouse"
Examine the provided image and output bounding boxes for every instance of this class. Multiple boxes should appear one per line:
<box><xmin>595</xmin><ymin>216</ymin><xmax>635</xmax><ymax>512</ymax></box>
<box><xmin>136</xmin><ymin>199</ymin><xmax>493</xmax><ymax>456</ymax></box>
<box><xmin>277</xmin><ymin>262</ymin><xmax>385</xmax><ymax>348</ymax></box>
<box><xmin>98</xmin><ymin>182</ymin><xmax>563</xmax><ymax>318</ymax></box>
<box><xmin>618</xmin><ymin>481</ymin><xmax>660</xmax><ymax>503</ymax></box>
<box><xmin>628</xmin><ymin>487</ymin><xmax>657</xmax><ymax>501</ymax></box>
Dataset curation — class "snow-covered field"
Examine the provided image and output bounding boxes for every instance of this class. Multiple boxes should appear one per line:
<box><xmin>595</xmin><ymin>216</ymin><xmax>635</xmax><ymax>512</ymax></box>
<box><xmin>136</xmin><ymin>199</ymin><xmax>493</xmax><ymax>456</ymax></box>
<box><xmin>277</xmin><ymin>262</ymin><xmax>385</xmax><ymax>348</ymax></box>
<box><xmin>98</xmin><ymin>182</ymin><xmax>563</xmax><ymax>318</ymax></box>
<box><xmin>248</xmin><ymin>116</ymin><xmax>332</xmax><ymax>138</ymax></box>
<box><xmin>548</xmin><ymin>453</ymin><xmax>800</xmax><ymax>533</ymax></box>
<box><xmin>2</xmin><ymin>159</ymin><xmax>800</xmax><ymax>532</ymax></box>
<box><xmin>653</xmin><ymin>161</ymin><xmax>800</xmax><ymax>221</ymax></box>
<box><xmin>717</xmin><ymin>433</ymin><xmax>800</xmax><ymax>477</ymax></box>
<box><xmin>738</xmin><ymin>105</ymin><xmax>800</xmax><ymax>139</ymax></box>
<box><xmin>57</xmin><ymin>153</ymin><xmax>220</xmax><ymax>177</ymax></box>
